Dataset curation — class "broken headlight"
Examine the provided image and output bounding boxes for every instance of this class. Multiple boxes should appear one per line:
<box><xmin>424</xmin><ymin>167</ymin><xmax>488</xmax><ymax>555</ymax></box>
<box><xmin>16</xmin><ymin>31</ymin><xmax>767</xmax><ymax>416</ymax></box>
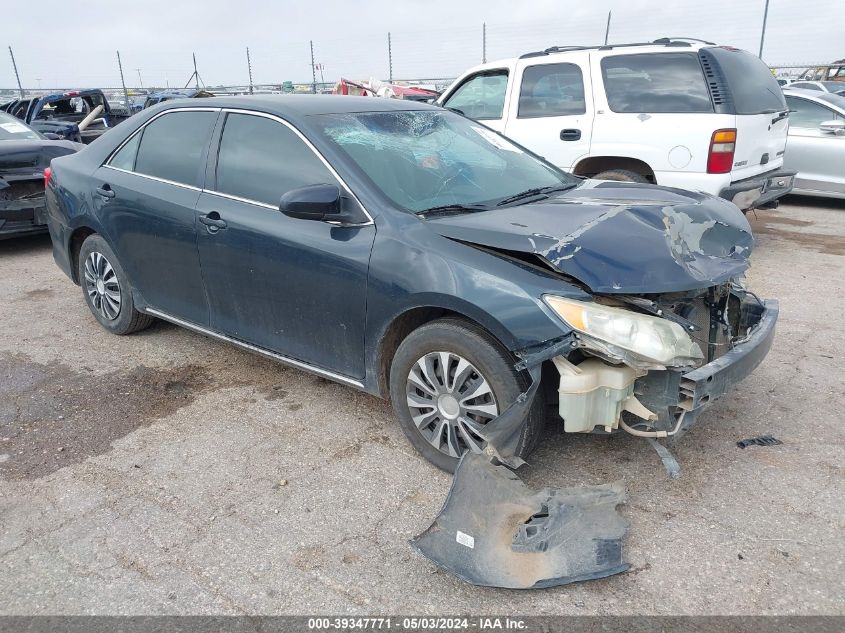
<box><xmin>544</xmin><ymin>296</ymin><xmax>703</xmax><ymax>367</ymax></box>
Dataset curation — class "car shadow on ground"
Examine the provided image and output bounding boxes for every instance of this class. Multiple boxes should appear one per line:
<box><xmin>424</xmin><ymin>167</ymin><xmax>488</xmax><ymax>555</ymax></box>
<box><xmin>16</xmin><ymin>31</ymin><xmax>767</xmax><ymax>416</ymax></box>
<box><xmin>0</xmin><ymin>233</ymin><xmax>52</xmax><ymax>256</ymax></box>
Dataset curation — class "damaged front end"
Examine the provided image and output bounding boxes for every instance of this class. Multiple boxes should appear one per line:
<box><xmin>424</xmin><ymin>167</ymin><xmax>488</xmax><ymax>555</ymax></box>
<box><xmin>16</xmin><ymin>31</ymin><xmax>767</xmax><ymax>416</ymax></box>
<box><xmin>546</xmin><ymin>283</ymin><xmax>778</xmax><ymax>440</ymax></box>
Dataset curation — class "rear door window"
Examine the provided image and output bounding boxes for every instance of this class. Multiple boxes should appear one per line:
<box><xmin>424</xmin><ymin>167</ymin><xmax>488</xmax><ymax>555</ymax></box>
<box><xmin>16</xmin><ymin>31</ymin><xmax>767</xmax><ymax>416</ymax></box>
<box><xmin>442</xmin><ymin>70</ymin><xmax>508</xmax><ymax>120</ymax></box>
<box><xmin>601</xmin><ymin>53</ymin><xmax>713</xmax><ymax>113</ymax></box>
<box><xmin>705</xmin><ymin>47</ymin><xmax>787</xmax><ymax>114</ymax></box>
<box><xmin>213</xmin><ymin>112</ymin><xmax>336</xmax><ymax>206</ymax></box>
<box><xmin>518</xmin><ymin>63</ymin><xmax>586</xmax><ymax>117</ymax></box>
<box><xmin>132</xmin><ymin>110</ymin><xmax>217</xmax><ymax>186</ymax></box>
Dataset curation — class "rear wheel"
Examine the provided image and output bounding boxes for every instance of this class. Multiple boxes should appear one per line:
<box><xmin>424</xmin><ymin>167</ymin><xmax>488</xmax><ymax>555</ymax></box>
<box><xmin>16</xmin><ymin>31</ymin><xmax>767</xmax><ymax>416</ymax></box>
<box><xmin>389</xmin><ymin>318</ymin><xmax>545</xmax><ymax>472</ymax></box>
<box><xmin>77</xmin><ymin>234</ymin><xmax>154</xmax><ymax>335</ymax></box>
<box><xmin>593</xmin><ymin>169</ymin><xmax>650</xmax><ymax>183</ymax></box>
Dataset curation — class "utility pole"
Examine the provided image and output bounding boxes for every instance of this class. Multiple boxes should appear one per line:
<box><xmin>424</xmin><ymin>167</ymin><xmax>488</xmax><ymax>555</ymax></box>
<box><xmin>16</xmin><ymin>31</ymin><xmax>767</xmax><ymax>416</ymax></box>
<box><xmin>116</xmin><ymin>51</ymin><xmax>130</xmax><ymax>110</ymax></box>
<box><xmin>8</xmin><ymin>46</ymin><xmax>24</xmax><ymax>98</ymax></box>
<box><xmin>246</xmin><ymin>47</ymin><xmax>254</xmax><ymax>94</ymax></box>
<box><xmin>388</xmin><ymin>32</ymin><xmax>393</xmax><ymax>83</ymax></box>
<box><xmin>193</xmin><ymin>53</ymin><xmax>199</xmax><ymax>90</ymax></box>
<box><xmin>310</xmin><ymin>40</ymin><xmax>316</xmax><ymax>94</ymax></box>
<box><xmin>604</xmin><ymin>11</ymin><xmax>612</xmax><ymax>45</ymax></box>
<box><xmin>135</xmin><ymin>68</ymin><xmax>143</xmax><ymax>90</ymax></box>
<box><xmin>482</xmin><ymin>23</ymin><xmax>487</xmax><ymax>63</ymax></box>
<box><xmin>758</xmin><ymin>0</ymin><xmax>770</xmax><ymax>58</ymax></box>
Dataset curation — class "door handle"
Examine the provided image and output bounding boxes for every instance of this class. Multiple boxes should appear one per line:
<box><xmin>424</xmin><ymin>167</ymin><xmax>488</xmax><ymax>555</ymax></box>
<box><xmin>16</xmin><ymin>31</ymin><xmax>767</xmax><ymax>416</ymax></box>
<box><xmin>199</xmin><ymin>212</ymin><xmax>227</xmax><ymax>231</ymax></box>
<box><xmin>560</xmin><ymin>129</ymin><xmax>581</xmax><ymax>141</ymax></box>
<box><xmin>95</xmin><ymin>185</ymin><xmax>116</xmax><ymax>198</ymax></box>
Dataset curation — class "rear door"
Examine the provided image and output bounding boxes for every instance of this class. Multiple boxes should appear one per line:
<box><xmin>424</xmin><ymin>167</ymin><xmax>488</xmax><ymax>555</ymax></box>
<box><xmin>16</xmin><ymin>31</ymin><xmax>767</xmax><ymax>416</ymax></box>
<box><xmin>703</xmin><ymin>47</ymin><xmax>790</xmax><ymax>181</ymax></box>
<box><xmin>783</xmin><ymin>94</ymin><xmax>845</xmax><ymax>194</ymax></box>
<box><xmin>589</xmin><ymin>49</ymin><xmax>733</xmax><ymax>180</ymax></box>
<box><xmin>195</xmin><ymin>110</ymin><xmax>375</xmax><ymax>379</ymax></box>
<box><xmin>96</xmin><ymin>108</ymin><xmax>219</xmax><ymax>325</ymax></box>
<box><xmin>502</xmin><ymin>55</ymin><xmax>593</xmax><ymax>170</ymax></box>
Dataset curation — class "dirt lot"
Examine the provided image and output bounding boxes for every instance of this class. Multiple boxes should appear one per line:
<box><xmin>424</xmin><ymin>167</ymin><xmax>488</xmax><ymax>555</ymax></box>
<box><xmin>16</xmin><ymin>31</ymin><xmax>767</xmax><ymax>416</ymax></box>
<box><xmin>1</xmin><ymin>197</ymin><xmax>843</xmax><ymax>615</ymax></box>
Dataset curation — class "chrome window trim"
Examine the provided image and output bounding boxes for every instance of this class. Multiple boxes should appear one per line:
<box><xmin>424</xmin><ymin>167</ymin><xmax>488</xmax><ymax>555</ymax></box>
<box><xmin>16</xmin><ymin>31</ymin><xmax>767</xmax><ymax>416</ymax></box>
<box><xmin>101</xmin><ymin>105</ymin><xmax>375</xmax><ymax>226</ymax></box>
<box><xmin>103</xmin><ymin>106</ymin><xmax>221</xmax><ymax>166</ymax></box>
<box><xmin>146</xmin><ymin>308</ymin><xmax>366</xmax><ymax>389</ymax></box>
<box><xmin>102</xmin><ymin>165</ymin><xmax>203</xmax><ymax>192</ymax></box>
<box><xmin>206</xmin><ymin>108</ymin><xmax>374</xmax><ymax>225</ymax></box>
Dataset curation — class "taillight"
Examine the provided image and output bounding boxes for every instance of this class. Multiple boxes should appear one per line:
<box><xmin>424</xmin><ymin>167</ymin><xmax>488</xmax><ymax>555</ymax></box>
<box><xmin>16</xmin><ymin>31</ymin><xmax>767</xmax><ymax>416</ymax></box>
<box><xmin>707</xmin><ymin>129</ymin><xmax>737</xmax><ymax>174</ymax></box>
<box><xmin>43</xmin><ymin>167</ymin><xmax>53</xmax><ymax>189</ymax></box>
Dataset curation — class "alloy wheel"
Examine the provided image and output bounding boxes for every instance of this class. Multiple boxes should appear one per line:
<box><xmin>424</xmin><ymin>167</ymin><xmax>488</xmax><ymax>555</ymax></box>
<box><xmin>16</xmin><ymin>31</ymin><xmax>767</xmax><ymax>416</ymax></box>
<box><xmin>84</xmin><ymin>251</ymin><xmax>122</xmax><ymax>321</ymax></box>
<box><xmin>405</xmin><ymin>351</ymin><xmax>499</xmax><ymax>457</ymax></box>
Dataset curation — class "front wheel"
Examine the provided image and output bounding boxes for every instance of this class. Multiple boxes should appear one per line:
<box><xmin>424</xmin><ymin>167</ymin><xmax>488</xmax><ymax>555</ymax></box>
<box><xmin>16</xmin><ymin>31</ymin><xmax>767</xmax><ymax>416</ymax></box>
<box><xmin>389</xmin><ymin>318</ymin><xmax>545</xmax><ymax>472</ymax></box>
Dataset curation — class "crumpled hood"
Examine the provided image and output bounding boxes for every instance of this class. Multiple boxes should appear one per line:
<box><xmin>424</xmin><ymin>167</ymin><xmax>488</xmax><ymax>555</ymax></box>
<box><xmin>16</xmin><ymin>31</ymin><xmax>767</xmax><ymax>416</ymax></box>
<box><xmin>427</xmin><ymin>181</ymin><xmax>754</xmax><ymax>294</ymax></box>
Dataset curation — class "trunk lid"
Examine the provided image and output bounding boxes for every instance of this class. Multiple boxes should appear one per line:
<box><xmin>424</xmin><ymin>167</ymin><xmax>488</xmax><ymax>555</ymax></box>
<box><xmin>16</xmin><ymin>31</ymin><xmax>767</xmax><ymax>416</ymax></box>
<box><xmin>427</xmin><ymin>180</ymin><xmax>753</xmax><ymax>294</ymax></box>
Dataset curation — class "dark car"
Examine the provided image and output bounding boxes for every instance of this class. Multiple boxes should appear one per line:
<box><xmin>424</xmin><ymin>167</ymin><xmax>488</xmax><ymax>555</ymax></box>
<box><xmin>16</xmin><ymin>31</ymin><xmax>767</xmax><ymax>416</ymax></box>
<box><xmin>44</xmin><ymin>96</ymin><xmax>777</xmax><ymax>471</ymax></box>
<box><xmin>1</xmin><ymin>89</ymin><xmax>131</xmax><ymax>144</ymax></box>
<box><xmin>1</xmin><ymin>112</ymin><xmax>83</xmax><ymax>240</ymax></box>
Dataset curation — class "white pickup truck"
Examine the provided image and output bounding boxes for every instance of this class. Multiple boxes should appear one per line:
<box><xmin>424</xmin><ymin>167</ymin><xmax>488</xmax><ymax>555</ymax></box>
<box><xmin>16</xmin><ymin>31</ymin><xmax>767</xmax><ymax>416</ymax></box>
<box><xmin>438</xmin><ymin>38</ymin><xmax>795</xmax><ymax>210</ymax></box>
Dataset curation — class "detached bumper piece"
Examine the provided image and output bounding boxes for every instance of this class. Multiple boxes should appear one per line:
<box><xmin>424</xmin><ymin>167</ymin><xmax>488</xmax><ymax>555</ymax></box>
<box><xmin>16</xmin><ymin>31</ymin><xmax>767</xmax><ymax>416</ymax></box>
<box><xmin>719</xmin><ymin>168</ymin><xmax>794</xmax><ymax>210</ymax></box>
<box><xmin>411</xmin><ymin>452</ymin><xmax>629</xmax><ymax>589</ymax></box>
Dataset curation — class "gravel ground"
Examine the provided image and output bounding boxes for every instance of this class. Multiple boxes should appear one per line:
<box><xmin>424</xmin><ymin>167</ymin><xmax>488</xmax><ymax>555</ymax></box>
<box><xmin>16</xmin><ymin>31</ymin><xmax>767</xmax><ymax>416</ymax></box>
<box><xmin>0</xmin><ymin>196</ymin><xmax>843</xmax><ymax>615</ymax></box>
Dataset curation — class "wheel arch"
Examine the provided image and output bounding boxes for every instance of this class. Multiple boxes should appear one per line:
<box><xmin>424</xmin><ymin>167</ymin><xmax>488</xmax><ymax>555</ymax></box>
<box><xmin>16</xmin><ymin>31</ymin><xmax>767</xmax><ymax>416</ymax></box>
<box><xmin>573</xmin><ymin>156</ymin><xmax>657</xmax><ymax>183</ymax></box>
<box><xmin>68</xmin><ymin>226</ymin><xmax>98</xmax><ymax>284</ymax></box>
<box><xmin>373</xmin><ymin>299</ymin><xmax>519</xmax><ymax>398</ymax></box>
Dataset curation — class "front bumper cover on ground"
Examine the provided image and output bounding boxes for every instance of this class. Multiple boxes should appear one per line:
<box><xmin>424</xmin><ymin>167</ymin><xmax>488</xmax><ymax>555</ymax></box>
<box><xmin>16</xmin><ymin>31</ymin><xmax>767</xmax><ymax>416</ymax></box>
<box><xmin>411</xmin><ymin>452</ymin><xmax>628</xmax><ymax>589</ymax></box>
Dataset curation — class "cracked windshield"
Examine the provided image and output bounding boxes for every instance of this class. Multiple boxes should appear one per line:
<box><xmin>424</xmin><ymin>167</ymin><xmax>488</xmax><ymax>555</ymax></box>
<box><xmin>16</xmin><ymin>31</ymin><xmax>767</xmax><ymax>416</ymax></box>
<box><xmin>316</xmin><ymin>110</ymin><xmax>578</xmax><ymax>213</ymax></box>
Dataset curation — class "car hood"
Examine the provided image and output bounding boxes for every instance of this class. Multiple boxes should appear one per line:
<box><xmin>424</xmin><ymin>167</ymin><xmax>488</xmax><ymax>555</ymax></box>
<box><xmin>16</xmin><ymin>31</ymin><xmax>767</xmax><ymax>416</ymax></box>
<box><xmin>427</xmin><ymin>181</ymin><xmax>754</xmax><ymax>294</ymax></box>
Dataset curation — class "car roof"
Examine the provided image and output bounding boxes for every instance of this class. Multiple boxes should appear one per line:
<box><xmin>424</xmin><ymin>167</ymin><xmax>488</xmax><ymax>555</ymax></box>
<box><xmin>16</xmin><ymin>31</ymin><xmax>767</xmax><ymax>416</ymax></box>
<box><xmin>157</xmin><ymin>94</ymin><xmax>439</xmax><ymax>117</ymax></box>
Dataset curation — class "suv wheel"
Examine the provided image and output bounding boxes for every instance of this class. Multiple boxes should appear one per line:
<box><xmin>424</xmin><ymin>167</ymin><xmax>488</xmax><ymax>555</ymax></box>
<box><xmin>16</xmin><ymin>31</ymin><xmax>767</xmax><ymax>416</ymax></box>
<box><xmin>78</xmin><ymin>234</ymin><xmax>154</xmax><ymax>335</ymax></box>
<box><xmin>593</xmin><ymin>169</ymin><xmax>649</xmax><ymax>183</ymax></box>
<box><xmin>389</xmin><ymin>318</ymin><xmax>545</xmax><ymax>472</ymax></box>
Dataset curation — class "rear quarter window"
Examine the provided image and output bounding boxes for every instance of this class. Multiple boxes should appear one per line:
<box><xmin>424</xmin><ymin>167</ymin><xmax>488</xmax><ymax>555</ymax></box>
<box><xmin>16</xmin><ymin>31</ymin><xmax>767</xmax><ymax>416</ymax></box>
<box><xmin>601</xmin><ymin>53</ymin><xmax>713</xmax><ymax>113</ymax></box>
<box><xmin>704</xmin><ymin>47</ymin><xmax>787</xmax><ymax>114</ymax></box>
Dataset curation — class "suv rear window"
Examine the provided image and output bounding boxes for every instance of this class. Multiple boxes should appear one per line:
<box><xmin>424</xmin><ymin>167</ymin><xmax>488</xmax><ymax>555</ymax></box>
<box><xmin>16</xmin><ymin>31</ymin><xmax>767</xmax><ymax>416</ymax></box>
<box><xmin>601</xmin><ymin>53</ymin><xmax>713</xmax><ymax>113</ymax></box>
<box><xmin>705</xmin><ymin>47</ymin><xmax>786</xmax><ymax>114</ymax></box>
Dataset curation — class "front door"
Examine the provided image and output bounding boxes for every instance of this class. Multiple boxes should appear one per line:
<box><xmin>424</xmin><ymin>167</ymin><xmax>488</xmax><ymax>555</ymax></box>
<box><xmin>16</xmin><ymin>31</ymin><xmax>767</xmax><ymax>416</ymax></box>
<box><xmin>195</xmin><ymin>111</ymin><xmax>375</xmax><ymax>379</ymax></box>
<box><xmin>95</xmin><ymin>108</ymin><xmax>219</xmax><ymax>325</ymax></box>
<box><xmin>784</xmin><ymin>95</ymin><xmax>845</xmax><ymax>195</ymax></box>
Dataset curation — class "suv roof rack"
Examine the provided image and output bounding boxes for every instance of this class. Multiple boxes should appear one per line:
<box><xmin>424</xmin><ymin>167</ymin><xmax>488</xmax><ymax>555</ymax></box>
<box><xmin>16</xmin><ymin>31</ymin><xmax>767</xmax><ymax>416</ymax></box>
<box><xmin>518</xmin><ymin>37</ymin><xmax>716</xmax><ymax>59</ymax></box>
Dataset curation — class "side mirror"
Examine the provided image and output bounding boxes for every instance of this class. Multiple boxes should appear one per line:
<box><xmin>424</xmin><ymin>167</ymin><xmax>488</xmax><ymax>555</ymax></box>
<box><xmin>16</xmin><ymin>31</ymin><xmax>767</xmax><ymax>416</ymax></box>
<box><xmin>819</xmin><ymin>120</ymin><xmax>845</xmax><ymax>135</ymax></box>
<box><xmin>42</xmin><ymin>132</ymin><xmax>62</xmax><ymax>140</ymax></box>
<box><xmin>280</xmin><ymin>184</ymin><xmax>368</xmax><ymax>225</ymax></box>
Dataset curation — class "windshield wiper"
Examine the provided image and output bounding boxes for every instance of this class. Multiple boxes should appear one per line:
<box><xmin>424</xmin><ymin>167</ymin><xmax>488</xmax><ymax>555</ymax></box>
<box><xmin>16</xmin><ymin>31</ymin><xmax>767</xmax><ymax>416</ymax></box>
<box><xmin>495</xmin><ymin>184</ymin><xmax>576</xmax><ymax>207</ymax></box>
<box><xmin>417</xmin><ymin>203</ymin><xmax>491</xmax><ymax>217</ymax></box>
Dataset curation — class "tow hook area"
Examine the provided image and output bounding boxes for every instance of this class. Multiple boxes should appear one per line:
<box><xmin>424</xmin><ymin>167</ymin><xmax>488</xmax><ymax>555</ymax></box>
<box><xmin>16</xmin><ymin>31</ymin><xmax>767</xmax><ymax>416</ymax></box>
<box><xmin>411</xmin><ymin>452</ymin><xmax>629</xmax><ymax>589</ymax></box>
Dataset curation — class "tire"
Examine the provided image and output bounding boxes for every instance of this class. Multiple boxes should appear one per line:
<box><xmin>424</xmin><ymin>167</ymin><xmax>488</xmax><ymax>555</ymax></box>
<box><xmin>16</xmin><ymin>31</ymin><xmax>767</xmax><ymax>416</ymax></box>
<box><xmin>77</xmin><ymin>234</ymin><xmax>154</xmax><ymax>335</ymax></box>
<box><xmin>593</xmin><ymin>169</ymin><xmax>650</xmax><ymax>183</ymax></box>
<box><xmin>389</xmin><ymin>317</ymin><xmax>545</xmax><ymax>472</ymax></box>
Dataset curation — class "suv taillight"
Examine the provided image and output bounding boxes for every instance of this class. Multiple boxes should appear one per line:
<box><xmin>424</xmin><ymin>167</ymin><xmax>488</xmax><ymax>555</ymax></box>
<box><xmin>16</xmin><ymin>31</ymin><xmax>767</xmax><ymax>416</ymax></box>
<box><xmin>707</xmin><ymin>129</ymin><xmax>737</xmax><ymax>174</ymax></box>
<box><xmin>43</xmin><ymin>167</ymin><xmax>52</xmax><ymax>189</ymax></box>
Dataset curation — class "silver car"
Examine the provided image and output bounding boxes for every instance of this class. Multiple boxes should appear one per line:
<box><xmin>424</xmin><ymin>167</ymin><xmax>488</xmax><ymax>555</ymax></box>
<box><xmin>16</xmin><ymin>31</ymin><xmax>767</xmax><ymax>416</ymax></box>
<box><xmin>782</xmin><ymin>88</ymin><xmax>845</xmax><ymax>199</ymax></box>
<box><xmin>788</xmin><ymin>80</ymin><xmax>845</xmax><ymax>96</ymax></box>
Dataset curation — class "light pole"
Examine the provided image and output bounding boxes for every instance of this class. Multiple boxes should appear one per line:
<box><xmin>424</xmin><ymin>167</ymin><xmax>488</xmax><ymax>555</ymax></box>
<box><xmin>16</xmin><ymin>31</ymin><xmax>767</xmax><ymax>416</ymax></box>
<box><xmin>758</xmin><ymin>0</ymin><xmax>770</xmax><ymax>58</ymax></box>
<box><xmin>135</xmin><ymin>68</ymin><xmax>144</xmax><ymax>90</ymax></box>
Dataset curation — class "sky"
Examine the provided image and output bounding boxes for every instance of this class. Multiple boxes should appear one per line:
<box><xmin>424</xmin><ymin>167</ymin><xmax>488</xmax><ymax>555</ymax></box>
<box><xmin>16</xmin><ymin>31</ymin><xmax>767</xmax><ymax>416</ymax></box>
<box><xmin>1</xmin><ymin>0</ymin><xmax>840</xmax><ymax>90</ymax></box>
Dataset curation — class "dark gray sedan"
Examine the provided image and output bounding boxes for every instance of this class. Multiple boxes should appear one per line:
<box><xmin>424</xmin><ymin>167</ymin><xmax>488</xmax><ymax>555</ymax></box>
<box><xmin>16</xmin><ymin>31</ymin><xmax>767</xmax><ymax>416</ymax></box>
<box><xmin>44</xmin><ymin>96</ymin><xmax>777</xmax><ymax>471</ymax></box>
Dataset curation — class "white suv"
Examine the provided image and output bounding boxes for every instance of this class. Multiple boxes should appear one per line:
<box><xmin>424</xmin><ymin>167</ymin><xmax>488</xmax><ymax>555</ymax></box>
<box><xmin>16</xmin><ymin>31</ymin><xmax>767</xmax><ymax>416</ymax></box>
<box><xmin>438</xmin><ymin>39</ymin><xmax>794</xmax><ymax>210</ymax></box>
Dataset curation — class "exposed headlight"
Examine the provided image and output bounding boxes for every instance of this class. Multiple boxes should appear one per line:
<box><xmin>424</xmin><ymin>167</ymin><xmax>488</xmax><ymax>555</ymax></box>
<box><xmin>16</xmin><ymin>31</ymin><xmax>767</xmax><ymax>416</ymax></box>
<box><xmin>544</xmin><ymin>295</ymin><xmax>704</xmax><ymax>367</ymax></box>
